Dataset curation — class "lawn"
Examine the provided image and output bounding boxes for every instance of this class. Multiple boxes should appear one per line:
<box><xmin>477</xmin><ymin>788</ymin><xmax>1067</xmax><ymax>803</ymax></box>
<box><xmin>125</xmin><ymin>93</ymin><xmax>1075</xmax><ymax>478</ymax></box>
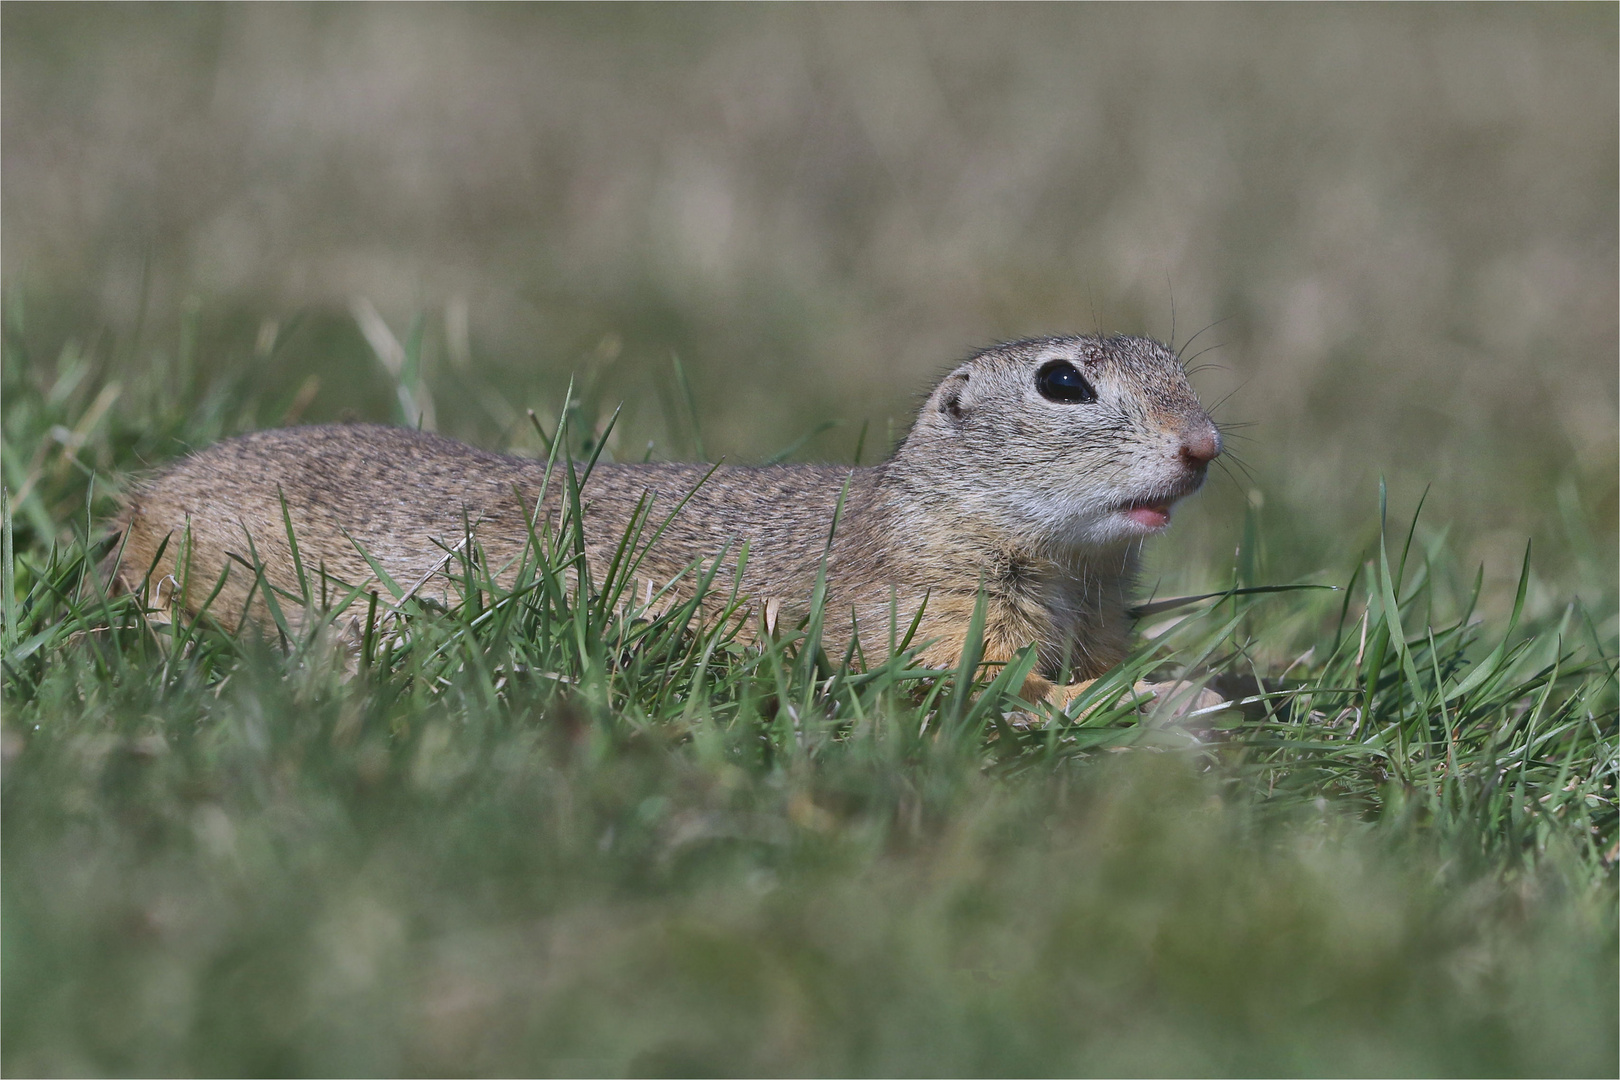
<box><xmin>2</xmin><ymin>307</ymin><xmax>1615</xmax><ymax>1077</ymax></box>
<box><xmin>3</xmin><ymin>7</ymin><xmax>1615</xmax><ymax>1076</ymax></box>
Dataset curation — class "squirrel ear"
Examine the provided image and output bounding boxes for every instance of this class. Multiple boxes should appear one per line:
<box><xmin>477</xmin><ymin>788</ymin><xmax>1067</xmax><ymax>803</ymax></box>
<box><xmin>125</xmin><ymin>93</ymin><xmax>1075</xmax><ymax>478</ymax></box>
<box><xmin>938</xmin><ymin>373</ymin><xmax>969</xmax><ymax>423</ymax></box>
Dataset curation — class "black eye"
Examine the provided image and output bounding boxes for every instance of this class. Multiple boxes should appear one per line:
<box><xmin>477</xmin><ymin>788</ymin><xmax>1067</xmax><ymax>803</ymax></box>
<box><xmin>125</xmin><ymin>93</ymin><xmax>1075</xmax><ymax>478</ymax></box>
<box><xmin>1036</xmin><ymin>361</ymin><xmax>1097</xmax><ymax>404</ymax></box>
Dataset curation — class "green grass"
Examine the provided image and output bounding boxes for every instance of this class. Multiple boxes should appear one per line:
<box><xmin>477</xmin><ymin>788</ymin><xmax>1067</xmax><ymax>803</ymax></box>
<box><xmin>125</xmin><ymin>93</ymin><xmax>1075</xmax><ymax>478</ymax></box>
<box><xmin>3</xmin><ymin>313</ymin><xmax>1616</xmax><ymax>1077</ymax></box>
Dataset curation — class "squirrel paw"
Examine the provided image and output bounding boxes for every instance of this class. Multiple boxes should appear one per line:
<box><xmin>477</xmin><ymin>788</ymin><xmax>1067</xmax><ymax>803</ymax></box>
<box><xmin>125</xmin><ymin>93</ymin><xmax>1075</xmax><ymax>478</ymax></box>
<box><xmin>1036</xmin><ymin>677</ymin><xmax>1229</xmax><ymax>719</ymax></box>
<box><xmin>1136</xmin><ymin>680</ymin><xmax>1228</xmax><ymax>717</ymax></box>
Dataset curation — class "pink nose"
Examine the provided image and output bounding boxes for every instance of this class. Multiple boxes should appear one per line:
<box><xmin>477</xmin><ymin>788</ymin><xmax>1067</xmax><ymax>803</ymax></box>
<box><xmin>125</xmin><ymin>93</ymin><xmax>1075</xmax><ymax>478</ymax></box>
<box><xmin>1179</xmin><ymin>421</ymin><xmax>1222</xmax><ymax>467</ymax></box>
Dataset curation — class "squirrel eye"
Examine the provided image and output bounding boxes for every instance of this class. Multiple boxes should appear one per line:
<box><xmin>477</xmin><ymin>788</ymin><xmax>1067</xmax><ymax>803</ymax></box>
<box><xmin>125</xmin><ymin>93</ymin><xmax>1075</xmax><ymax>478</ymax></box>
<box><xmin>1036</xmin><ymin>361</ymin><xmax>1097</xmax><ymax>404</ymax></box>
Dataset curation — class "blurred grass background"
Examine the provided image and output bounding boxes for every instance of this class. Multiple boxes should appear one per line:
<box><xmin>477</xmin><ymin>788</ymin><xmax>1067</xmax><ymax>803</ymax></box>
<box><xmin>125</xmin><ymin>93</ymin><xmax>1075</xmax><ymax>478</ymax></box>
<box><xmin>4</xmin><ymin>3</ymin><xmax>1615</xmax><ymax>608</ymax></box>
<box><xmin>3</xmin><ymin>6</ymin><xmax>1618</xmax><ymax>1077</ymax></box>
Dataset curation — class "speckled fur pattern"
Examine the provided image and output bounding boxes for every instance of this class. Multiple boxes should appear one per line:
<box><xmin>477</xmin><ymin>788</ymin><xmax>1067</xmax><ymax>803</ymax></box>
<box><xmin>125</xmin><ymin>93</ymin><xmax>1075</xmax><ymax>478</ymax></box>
<box><xmin>110</xmin><ymin>335</ymin><xmax>1220</xmax><ymax>701</ymax></box>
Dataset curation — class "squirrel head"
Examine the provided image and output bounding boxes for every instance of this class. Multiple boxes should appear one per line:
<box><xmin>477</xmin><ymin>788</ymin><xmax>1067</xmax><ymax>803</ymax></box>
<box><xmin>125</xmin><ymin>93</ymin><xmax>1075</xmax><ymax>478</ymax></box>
<box><xmin>895</xmin><ymin>335</ymin><xmax>1222</xmax><ymax>551</ymax></box>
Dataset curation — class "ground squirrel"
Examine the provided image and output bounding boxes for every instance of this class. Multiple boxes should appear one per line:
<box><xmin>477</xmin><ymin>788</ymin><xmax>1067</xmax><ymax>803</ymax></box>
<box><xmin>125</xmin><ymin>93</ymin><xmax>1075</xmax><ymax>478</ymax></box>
<box><xmin>111</xmin><ymin>334</ymin><xmax>1222</xmax><ymax>709</ymax></box>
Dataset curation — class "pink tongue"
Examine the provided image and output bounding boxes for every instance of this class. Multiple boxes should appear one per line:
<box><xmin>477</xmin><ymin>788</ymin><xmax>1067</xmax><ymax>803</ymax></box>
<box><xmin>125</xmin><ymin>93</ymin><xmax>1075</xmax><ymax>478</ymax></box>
<box><xmin>1125</xmin><ymin>505</ymin><xmax>1171</xmax><ymax>529</ymax></box>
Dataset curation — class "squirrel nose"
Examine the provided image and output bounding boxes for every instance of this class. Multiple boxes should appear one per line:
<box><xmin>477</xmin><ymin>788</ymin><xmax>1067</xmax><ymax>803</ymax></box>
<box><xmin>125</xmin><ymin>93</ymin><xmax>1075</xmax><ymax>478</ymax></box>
<box><xmin>1179</xmin><ymin>421</ymin><xmax>1222</xmax><ymax>467</ymax></box>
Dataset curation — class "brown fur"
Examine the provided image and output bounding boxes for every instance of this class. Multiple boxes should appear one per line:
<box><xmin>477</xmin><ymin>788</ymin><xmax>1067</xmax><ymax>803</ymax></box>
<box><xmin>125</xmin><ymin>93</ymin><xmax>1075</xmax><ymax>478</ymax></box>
<box><xmin>110</xmin><ymin>335</ymin><xmax>1221</xmax><ymax>703</ymax></box>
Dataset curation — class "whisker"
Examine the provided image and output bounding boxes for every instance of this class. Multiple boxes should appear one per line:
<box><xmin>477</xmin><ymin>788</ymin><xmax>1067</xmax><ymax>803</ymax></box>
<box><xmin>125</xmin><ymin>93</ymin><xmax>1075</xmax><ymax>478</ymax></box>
<box><xmin>1222</xmin><ymin>449</ymin><xmax>1259</xmax><ymax>482</ymax></box>
<box><xmin>1181</xmin><ymin>342</ymin><xmax>1228</xmax><ymax>369</ymax></box>
<box><xmin>1167</xmin><ymin>273</ymin><xmax>1176</xmax><ymax>352</ymax></box>
<box><xmin>1212</xmin><ymin>459</ymin><xmax>1251</xmax><ymax>494</ymax></box>
<box><xmin>1175</xmin><ymin>316</ymin><xmax>1237</xmax><ymax>365</ymax></box>
<box><xmin>1207</xmin><ymin>382</ymin><xmax>1248</xmax><ymax>415</ymax></box>
<box><xmin>1216</xmin><ymin>455</ymin><xmax>1259</xmax><ymax>488</ymax></box>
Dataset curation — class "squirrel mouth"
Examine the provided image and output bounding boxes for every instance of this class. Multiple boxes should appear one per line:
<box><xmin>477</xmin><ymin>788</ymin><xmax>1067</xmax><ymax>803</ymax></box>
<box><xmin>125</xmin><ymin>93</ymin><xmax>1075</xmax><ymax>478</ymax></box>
<box><xmin>1119</xmin><ymin>501</ymin><xmax>1173</xmax><ymax>530</ymax></box>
